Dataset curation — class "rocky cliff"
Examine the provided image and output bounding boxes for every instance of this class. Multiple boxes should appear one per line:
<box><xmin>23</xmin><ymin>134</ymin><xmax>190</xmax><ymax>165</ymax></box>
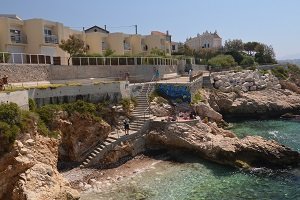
<box><xmin>147</xmin><ymin>122</ymin><xmax>300</xmax><ymax>169</ymax></box>
<box><xmin>0</xmin><ymin>134</ymin><xmax>79</xmax><ymax>200</ymax></box>
<box><xmin>53</xmin><ymin>112</ymin><xmax>111</xmax><ymax>162</ymax></box>
<box><xmin>208</xmin><ymin>89</ymin><xmax>300</xmax><ymax>118</ymax></box>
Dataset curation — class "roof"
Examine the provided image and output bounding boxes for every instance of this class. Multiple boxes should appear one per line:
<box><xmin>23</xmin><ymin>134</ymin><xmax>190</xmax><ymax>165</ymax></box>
<box><xmin>84</xmin><ymin>25</ymin><xmax>109</xmax><ymax>34</ymax></box>
<box><xmin>0</xmin><ymin>14</ymin><xmax>22</xmax><ymax>20</ymax></box>
<box><xmin>213</xmin><ymin>32</ymin><xmax>221</xmax><ymax>39</ymax></box>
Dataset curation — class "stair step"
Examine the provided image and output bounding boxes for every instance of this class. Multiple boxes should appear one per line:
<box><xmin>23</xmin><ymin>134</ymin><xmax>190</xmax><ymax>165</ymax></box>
<box><xmin>103</xmin><ymin>141</ymin><xmax>112</xmax><ymax>146</ymax></box>
<box><xmin>94</xmin><ymin>150</ymin><xmax>100</xmax><ymax>154</ymax></box>
<box><xmin>83</xmin><ymin>162</ymin><xmax>88</xmax><ymax>165</ymax></box>
<box><xmin>96</xmin><ymin>147</ymin><xmax>103</xmax><ymax>151</ymax></box>
<box><xmin>86</xmin><ymin>158</ymin><xmax>90</xmax><ymax>162</ymax></box>
<box><xmin>91</xmin><ymin>153</ymin><xmax>96</xmax><ymax>157</ymax></box>
<box><xmin>88</xmin><ymin>156</ymin><xmax>93</xmax><ymax>159</ymax></box>
<box><xmin>108</xmin><ymin>136</ymin><xmax>118</xmax><ymax>140</ymax></box>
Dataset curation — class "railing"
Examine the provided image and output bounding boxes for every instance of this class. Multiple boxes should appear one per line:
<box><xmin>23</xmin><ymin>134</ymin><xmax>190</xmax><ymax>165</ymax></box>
<box><xmin>143</xmin><ymin>75</ymin><xmax>156</xmax><ymax>121</ymax></box>
<box><xmin>70</xmin><ymin>56</ymin><xmax>179</xmax><ymax>66</ymax></box>
<box><xmin>10</xmin><ymin>34</ymin><xmax>27</xmax><ymax>44</ymax></box>
<box><xmin>0</xmin><ymin>52</ymin><xmax>52</xmax><ymax>64</ymax></box>
<box><xmin>44</xmin><ymin>35</ymin><xmax>58</xmax><ymax>44</ymax></box>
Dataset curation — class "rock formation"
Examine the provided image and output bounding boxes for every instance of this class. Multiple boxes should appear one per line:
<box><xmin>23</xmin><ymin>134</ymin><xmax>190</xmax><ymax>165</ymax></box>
<box><xmin>53</xmin><ymin>111</ymin><xmax>111</xmax><ymax>162</ymax></box>
<box><xmin>147</xmin><ymin>122</ymin><xmax>300</xmax><ymax>169</ymax></box>
<box><xmin>0</xmin><ymin>134</ymin><xmax>79</xmax><ymax>200</ymax></box>
<box><xmin>150</xmin><ymin>97</ymin><xmax>172</xmax><ymax>117</ymax></box>
<box><xmin>211</xmin><ymin>70</ymin><xmax>281</xmax><ymax>93</ymax></box>
<box><xmin>208</xmin><ymin>89</ymin><xmax>300</xmax><ymax>118</ymax></box>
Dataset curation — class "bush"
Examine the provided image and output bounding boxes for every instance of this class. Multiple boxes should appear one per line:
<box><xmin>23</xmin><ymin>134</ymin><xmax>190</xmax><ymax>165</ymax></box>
<box><xmin>63</xmin><ymin>100</ymin><xmax>96</xmax><ymax>115</ymax></box>
<box><xmin>0</xmin><ymin>103</ymin><xmax>21</xmax><ymax>125</ymax></box>
<box><xmin>271</xmin><ymin>66</ymin><xmax>288</xmax><ymax>80</ymax></box>
<box><xmin>29</xmin><ymin>98</ymin><xmax>37</xmax><ymax>111</ymax></box>
<box><xmin>120</xmin><ymin>98</ymin><xmax>132</xmax><ymax>112</ymax></box>
<box><xmin>191</xmin><ymin>90</ymin><xmax>204</xmax><ymax>104</ymax></box>
<box><xmin>240</xmin><ymin>56</ymin><xmax>255</xmax><ymax>67</ymax></box>
<box><xmin>37</xmin><ymin>104</ymin><xmax>62</xmax><ymax>126</ymax></box>
<box><xmin>208</xmin><ymin>55</ymin><xmax>236</xmax><ymax>68</ymax></box>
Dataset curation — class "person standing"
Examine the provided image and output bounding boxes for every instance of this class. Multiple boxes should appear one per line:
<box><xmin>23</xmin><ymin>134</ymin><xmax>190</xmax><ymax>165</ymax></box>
<box><xmin>124</xmin><ymin>120</ymin><xmax>130</xmax><ymax>135</ymax></box>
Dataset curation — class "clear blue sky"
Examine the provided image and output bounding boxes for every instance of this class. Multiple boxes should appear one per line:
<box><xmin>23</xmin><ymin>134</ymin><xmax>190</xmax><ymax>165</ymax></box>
<box><xmin>2</xmin><ymin>0</ymin><xmax>300</xmax><ymax>59</ymax></box>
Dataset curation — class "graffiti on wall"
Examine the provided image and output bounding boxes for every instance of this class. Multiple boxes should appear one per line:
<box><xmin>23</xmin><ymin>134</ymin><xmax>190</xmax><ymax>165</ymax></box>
<box><xmin>157</xmin><ymin>84</ymin><xmax>191</xmax><ymax>102</ymax></box>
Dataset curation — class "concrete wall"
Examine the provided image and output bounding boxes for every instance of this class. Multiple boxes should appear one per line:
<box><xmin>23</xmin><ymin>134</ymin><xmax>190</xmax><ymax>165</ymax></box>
<box><xmin>0</xmin><ymin>64</ymin><xmax>179</xmax><ymax>83</ymax></box>
<box><xmin>28</xmin><ymin>81</ymin><xmax>130</xmax><ymax>107</ymax></box>
<box><xmin>0</xmin><ymin>90</ymin><xmax>29</xmax><ymax>109</ymax></box>
<box><xmin>49</xmin><ymin>64</ymin><xmax>178</xmax><ymax>82</ymax></box>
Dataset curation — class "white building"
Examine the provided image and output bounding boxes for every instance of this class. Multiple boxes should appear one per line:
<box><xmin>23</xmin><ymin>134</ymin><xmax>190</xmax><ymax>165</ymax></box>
<box><xmin>185</xmin><ymin>30</ymin><xmax>222</xmax><ymax>50</ymax></box>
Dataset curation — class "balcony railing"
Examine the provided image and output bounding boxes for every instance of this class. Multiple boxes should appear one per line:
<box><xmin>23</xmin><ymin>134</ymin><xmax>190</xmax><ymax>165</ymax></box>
<box><xmin>10</xmin><ymin>34</ymin><xmax>27</xmax><ymax>44</ymax></box>
<box><xmin>124</xmin><ymin>43</ymin><xmax>131</xmax><ymax>50</ymax></box>
<box><xmin>44</xmin><ymin>35</ymin><xmax>58</xmax><ymax>44</ymax></box>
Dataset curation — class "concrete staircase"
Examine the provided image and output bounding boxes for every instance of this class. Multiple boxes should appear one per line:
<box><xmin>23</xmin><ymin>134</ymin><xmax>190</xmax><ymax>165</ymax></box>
<box><xmin>80</xmin><ymin>83</ymin><xmax>154</xmax><ymax>168</ymax></box>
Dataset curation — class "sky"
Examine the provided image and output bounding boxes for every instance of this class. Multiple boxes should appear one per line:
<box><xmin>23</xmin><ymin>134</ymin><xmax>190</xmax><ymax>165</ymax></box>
<box><xmin>1</xmin><ymin>0</ymin><xmax>300</xmax><ymax>59</ymax></box>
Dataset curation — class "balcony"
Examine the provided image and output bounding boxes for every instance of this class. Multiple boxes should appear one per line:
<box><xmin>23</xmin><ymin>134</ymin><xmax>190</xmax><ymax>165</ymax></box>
<box><xmin>44</xmin><ymin>35</ymin><xmax>58</xmax><ymax>44</ymax></box>
<box><xmin>124</xmin><ymin>43</ymin><xmax>131</xmax><ymax>50</ymax></box>
<box><xmin>10</xmin><ymin>34</ymin><xmax>27</xmax><ymax>44</ymax></box>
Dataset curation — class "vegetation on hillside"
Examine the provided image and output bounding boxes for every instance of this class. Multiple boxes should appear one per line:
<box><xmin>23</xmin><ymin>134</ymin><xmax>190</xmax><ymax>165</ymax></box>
<box><xmin>0</xmin><ymin>98</ymin><xmax>137</xmax><ymax>155</ymax></box>
<box><xmin>172</xmin><ymin>39</ymin><xmax>277</xmax><ymax>68</ymax></box>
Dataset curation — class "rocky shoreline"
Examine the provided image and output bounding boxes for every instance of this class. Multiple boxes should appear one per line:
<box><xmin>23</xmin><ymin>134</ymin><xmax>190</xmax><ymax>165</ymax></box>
<box><xmin>1</xmin><ymin>76</ymin><xmax>300</xmax><ymax>199</ymax></box>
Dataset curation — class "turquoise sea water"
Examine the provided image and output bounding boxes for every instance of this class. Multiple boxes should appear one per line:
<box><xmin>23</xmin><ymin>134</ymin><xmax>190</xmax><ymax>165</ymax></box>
<box><xmin>81</xmin><ymin>120</ymin><xmax>300</xmax><ymax>200</ymax></box>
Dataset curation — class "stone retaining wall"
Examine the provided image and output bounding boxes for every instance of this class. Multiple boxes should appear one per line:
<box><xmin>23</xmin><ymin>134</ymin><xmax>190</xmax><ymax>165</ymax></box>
<box><xmin>0</xmin><ymin>64</ymin><xmax>178</xmax><ymax>83</ymax></box>
<box><xmin>211</xmin><ymin>70</ymin><xmax>281</xmax><ymax>93</ymax></box>
<box><xmin>0</xmin><ymin>64</ymin><xmax>50</xmax><ymax>83</ymax></box>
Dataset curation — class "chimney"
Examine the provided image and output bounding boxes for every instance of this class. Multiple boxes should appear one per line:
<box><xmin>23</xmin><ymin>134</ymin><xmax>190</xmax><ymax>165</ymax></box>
<box><xmin>166</xmin><ymin>30</ymin><xmax>169</xmax><ymax>36</ymax></box>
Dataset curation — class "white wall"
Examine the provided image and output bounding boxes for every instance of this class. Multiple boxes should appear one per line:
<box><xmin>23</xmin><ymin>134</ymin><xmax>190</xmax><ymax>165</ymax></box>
<box><xmin>0</xmin><ymin>90</ymin><xmax>29</xmax><ymax>110</ymax></box>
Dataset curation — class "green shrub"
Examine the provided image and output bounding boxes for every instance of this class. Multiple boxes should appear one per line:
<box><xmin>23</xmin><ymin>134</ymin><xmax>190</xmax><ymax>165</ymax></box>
<box><xmin>120</xmin><ymin>98</ymin><xmax>132</xmax><ymax>112</ymax></box>
<box><xmin>208</xmin><ymin>55</ymin><xmax>236</xmax><ymax>68</ymax></box>
<box><xmin>0</xmin><ymin>122</ymin><xmax>20</xmax><ymax>143</ymax></box>
<box><xmin>191</xmin><ymin>90</ymin><xmax>204</xmax><ymax>104</ymax></box>
<box><xmin>29</xmin><ymin>98</ymin><xmax>37</xmax><ymax>111</ymax></box>
<box><xmin>0</xmin><ymin>103</ymin><xmax>21</xmax><ymax>125</ymax></box>
<box><xmin>240</xmin><ymin>56</ymin><xmax>255</xmax><ymax>67</ymax></box>
<box><xmin>63</xmin><ymin>100</ymin><xmax>96</xmax><ymax>115</ymax></box>
<box><xmin>37</xmin><ymin>104</ymin><xmax>62</xmax><ymax>126</ymax></box>
<box><xmin>271</xmin><ymin>66</ymin><xmax>288</xmax><ymax>80</ymax></box>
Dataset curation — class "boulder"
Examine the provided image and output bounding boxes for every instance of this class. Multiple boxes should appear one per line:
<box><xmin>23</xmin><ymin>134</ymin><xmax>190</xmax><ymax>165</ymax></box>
<box><xmin>194</xmin><ymin>102</ymin><xmax>223</xmax><ymax>122</ymax></box>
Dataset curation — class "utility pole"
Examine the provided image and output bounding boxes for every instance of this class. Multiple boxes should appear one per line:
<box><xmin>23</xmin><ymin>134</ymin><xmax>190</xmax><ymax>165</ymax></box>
<box><xmin>135</xmin><ymin>25</ymin><xmax>138</xmax><ymax>34</ymax></box>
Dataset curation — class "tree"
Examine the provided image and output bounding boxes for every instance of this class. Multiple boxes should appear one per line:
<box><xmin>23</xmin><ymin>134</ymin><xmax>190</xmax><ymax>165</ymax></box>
<box><xmin>224</xmin><ymin>39</ymin><xmax>244</xmax><ymax>52</ymax></box>
<box><xmin>59</xmin><ymin>35</ymin><xmax>88</xmax><ymax>65</ymax></box>
<box><xmin>254</xmin><ymin>43</ymin><xmax>276</xmax><ymax>64</ymax></box>
<box><xmin>208</xmin><ymin>55</ymin><xmax>236</xmax><ymax>68</ymax></box>
<box><xmin>177</xmin><ymin>44</ymin><xmax>195</xmax><ymax>56</ymax></box>
<box><xmin>244</xmin><ymin>41</ymin><xmax>259</xmax><ymax>56</ymax></box>
<box><xmin>195</xmin><ymin>48</ymin><xmax>219</xmax><ymax>62</ymax></box>
<box><xmin>225</xmin><ymin>51</ymin><xmax>244</xmax><ymax>64</ymax></box>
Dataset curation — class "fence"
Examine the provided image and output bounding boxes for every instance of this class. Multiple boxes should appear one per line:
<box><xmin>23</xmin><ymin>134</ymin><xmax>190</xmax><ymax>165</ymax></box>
<box><xmin>0</xmin><ymin>52</ymin><xmax>54</xmax><ymax>65</ymax></box>
<box><xmin>0</xmin><ymin>52</ymin><xmax>179</xmax><ymax>66</ymax></box>
<box><xmin>69</xmin><ymin>56</ymin><xmax>179</xmax><ymax>66</ymax></box>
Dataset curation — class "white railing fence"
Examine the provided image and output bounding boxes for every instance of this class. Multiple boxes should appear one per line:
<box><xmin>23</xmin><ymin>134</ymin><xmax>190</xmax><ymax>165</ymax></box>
<box><xmin>0</xmin><ymin>52</ymin><xmax>180</xmax><ymax>66</ymax></box>
<box><xmin>0</xmin><ymin>52</ymin><xmax>53</xmax><ymax>65</ymax></box>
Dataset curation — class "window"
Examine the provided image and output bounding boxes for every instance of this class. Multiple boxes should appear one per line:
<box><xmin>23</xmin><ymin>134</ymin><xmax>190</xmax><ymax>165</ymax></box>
<box><xmin>44</xmin><ymin>29</ymin><xmax>52</xmax><ymax>35</ymax></box>
<box><xmin>172</xmin><ymin>45</ymin><xmax>176</xmax><ymax>51</ymax></box>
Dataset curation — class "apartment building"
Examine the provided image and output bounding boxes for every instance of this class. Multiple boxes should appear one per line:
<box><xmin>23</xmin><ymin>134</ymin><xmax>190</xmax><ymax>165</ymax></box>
<box><xmin>0</xmin><ymin>14</ymin><xmax>81</xmax><ymax>64</ymax></box>
<box><xmin>84</xmin><ymin>29</ymin><xmax>172</xmax><ymax>56</ymax></box>
<box><xmin>0</xmin><ymin>14</ymin><xmax>172</xmax><ymax>64</ymax></box>
<box><xmin>185</xmin><ymin>30</ymin><xmax>222</xmax><ymax>50</ymax></box>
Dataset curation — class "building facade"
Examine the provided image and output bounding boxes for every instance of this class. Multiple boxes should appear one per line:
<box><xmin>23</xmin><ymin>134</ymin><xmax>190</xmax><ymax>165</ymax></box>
<box><xmin>84</xmin><ymin>30</ymin><xmax>172</xmax><ymax>56</ymax></box>
<box><xmin>0</xmin><ymin>14</ymin><xmax>172</xmax><ymax>65</ymax></box>
<box><xmin>0</xmin><ymin>14</ymin><xmax>82</xmax><ymax>64</ymax></box>
<box><xmin>185</xmin><ymin>30</ymin><xmax>222</xmax><ymax>50</ymax></box>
